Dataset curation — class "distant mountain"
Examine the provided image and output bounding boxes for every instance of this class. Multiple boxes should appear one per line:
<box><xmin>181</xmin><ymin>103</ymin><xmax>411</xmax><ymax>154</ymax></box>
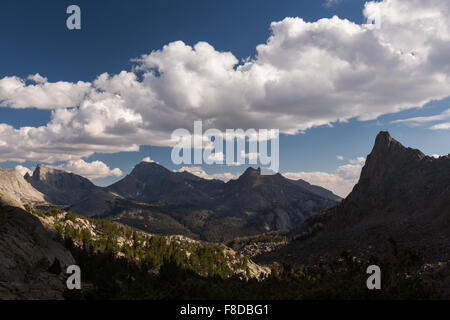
<box><xmin>108</xmin><ymin>161</ymin><xmax>225</xmax><ymax>206</ymax></box>
<box><xmin>24</xmin><ymin>165</ymin><xmax>129</xmax><ymax>217</ymax></box>
<box><xmin>257</xmin><ymin>132</ymin><xmax>450</xmax><ymax>265</ymax></box>
<box><xmin>25</xmin><ymin>165</ymin><xmax>100</xmax><ymax>205</ymax></box>
<box><xmin>105</xmin><ymin>164</ymin><xmax>338</xmax><ymax>241</ymax></box>
<box><xmin>217</xmin><ymin>167</ymin><xmax>338</xmax><ymax>230</ymax></box>
<box><xmin>0</xmin><ymin>169</ymin><xmax>46</xmax><ymax>206</ymax></box>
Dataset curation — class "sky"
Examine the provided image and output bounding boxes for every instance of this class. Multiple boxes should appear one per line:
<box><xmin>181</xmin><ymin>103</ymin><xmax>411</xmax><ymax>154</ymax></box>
<box><xmin>1</xmin><ymin>0</ymin><xmax>450</xmax><ymax>197</ymax></box>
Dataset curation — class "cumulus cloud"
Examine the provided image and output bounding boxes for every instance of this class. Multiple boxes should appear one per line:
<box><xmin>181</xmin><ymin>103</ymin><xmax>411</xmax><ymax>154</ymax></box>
<box><xmin>27</xmin><ymin>73</ymin><xmax>48</xmax><ymax>84</ymax></box>
<box><xmin>54</xmin><ymin>159</ymin><xmax>123</xmax><ymax>179</ymax></box>
<box><xmin>175</xmin><ymin>166</ymin><xmax>238</xmax><ymax>182</ymax></box>
<box><xmin>1</xmin><ymin>0</ymin><xmax>450</xmax><ymax>162</ymax></box>
<box><xmin>283</xmin><ymin>157</ymin><xmax>365</xmax><ymax>197</ymax></box>
<box><xmin>336</xmin><ymin>155</ymin><xmax>344</xmax><ymax>161</ymax></box>
<box><xmin>0</xmin><ymin>75</ymin><xmax>90</xmax><ymax>109</ymax></box>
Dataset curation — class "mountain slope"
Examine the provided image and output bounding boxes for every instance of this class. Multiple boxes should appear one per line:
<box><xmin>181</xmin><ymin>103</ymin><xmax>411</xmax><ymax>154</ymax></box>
<box><xmin>257</xmin><ymin>132</ymin><xmax>450</xmax><ymax>265</ymax></box>
<box><xmin>32</xmin><ymin>208</ymin><xmax>269</xmax><ymax>281</ymax></box>
<box><xmin>0</xmin><ymin>169</ymin><xmax>46</xmax><ymax>206</ymax></box>
<box><xmin>287</xmin><ymin>178</ymin><xmax>342</xmax><ymax>202</ymax></box>
<box><xmin>0</xmin><ymin>193</ymin><xmax>74</xmax><ymax>299</ymax></box>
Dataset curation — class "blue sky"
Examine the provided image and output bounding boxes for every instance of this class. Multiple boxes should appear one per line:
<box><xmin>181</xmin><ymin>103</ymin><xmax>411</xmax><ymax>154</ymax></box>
<box><xmin>1</xmin><ymin>0</ymin><xmax>450</xmax><ymax>197</ymax></box>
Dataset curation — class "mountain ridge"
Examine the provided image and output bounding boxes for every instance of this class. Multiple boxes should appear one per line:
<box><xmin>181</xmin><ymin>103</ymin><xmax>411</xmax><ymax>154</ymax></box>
<box><xmin>2</xmin><ymin>161</ymin><xmax>339</xmax><ymax>241</ymax></box>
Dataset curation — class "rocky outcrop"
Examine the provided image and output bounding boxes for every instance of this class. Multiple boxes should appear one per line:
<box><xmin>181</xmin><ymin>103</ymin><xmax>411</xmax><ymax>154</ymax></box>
<box><xmin>0</xmin><ymin>193</ymin><xmax>74</xmax><ymax>299</ymax></box>
<box><xmin>257</xmin><ymin>132</ymin><xmax>450</xmax><ymax>265</ymax></box>
<box><xmin>0</xmin><ymin>169</ymin><xmax>46</xmax><ymax>206</ymax></box>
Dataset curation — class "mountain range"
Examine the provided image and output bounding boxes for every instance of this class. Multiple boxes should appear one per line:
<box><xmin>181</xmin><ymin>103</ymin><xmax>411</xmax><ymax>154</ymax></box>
<box><xmin>0</xmin><ymin>161</ymin><xmax>341</xmax><ymax>242</ymax></box>
<box><xmin>1</xmin><ymin>131</ymin><xmax>449</xmax><ymax>299</ymax></box>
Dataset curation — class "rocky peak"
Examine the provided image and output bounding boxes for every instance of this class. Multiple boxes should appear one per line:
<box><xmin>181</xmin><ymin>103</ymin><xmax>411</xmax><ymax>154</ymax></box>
<box><xmin>29</xmin><ymin>164</ymin><xmax>91</xmax><ymax>184</ymax></box>
<box><xmin>371</xmin><ymin>131</ymin><xmax>424</xmax><ymax>160</ymax></box>
<box><xmin>239</xmin><ymin>167</ymin><xmax>261</xmax><ymax>178</ymax></box>
<box><xmin>358</xmin><ymin>131</ymin><xmax>425</xmax><ymax>184</ymax></box>
<box><xmin>129</xmin><ymin>161</ymin><xmax>171</xmax><ymax>179</ymax></box>
<box><xmin>31</xmin><ymin>164</ymin><xmax>59</xmax><ymax>180</ymax></box>
<box><xmin>25</xmin><ymin>165</ymin><xmax>97</xmax><ymax>205</ymax></box>
<box><xmin>258</xmin><ymin>132</ymin><xmax>450</xmax><ymax>265</ymax></box>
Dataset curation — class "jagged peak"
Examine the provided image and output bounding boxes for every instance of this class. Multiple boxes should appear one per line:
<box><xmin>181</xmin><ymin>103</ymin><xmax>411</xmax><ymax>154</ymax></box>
<box><xmin>373</xmin><ymin>131</ymin><xmax>401</xmax><ymax>149</ymax></box>
<box><xmin>32</xmin><ymin>164</ymin><xmax>63</xmax><ymax>179</ymax></box>
<box><xmin>34</xmin><ymin>164</ymin><xmax>59</xmax><ymax>173</ymax></box>
<box><xmin>242</xmin><ymin>167</ymin><xmax>261</xmax><ymax>176</ymax></box>
<box><xmin>371</xmin><ymin>131</ymin><xmax>424</xmax><ymax>159</ymax></box>
<box><xmin>353</xmin><ymin>132</ymin><xmax>428</xmax><ymax>192</ymax></box>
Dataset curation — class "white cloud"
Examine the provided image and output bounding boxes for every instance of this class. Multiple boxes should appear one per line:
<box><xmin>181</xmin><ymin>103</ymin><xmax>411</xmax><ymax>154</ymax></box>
<box><xmin>2</xmin><ymin>0</ymin><xmax>450</xmax><ymax>162</ymax></box>
<box><xmin>27</xmin><ymin>73</ymin><xmax>48</xmax><ymax>84</ymax></box>
<box><xmin>54</xmin><ymin>159</ymin><xmax>123</xmax><ymax>180</ymax></box>
<box><xmin>336</xmin><ymin>155</ymin><xmax>344</xmax><ymax>161</ymax></box>
<box><xmin>240</xmin><ymin>150</ymin><xmax>260</xmax><ymax>161</ymax></box>
<box><xmin>349</xmin><ymin>157</ymin><xmax>366</xmax><ymax>165</ymax></box>
<box><xmin>431</xmin><ymin>154</ymin><xmax>441</xmax><ymax>158</ymax></box>
<box><xmin>227</xmin><ymin>162</ymin><xmax>242</xmax><ymax>166</ymax></box>
<box><xmin>0</xmin><ymin>75</ymin><xmax>90</xmax><ymax>109</ymax></box>
<box><xmin>430</xmin><ymin>122</ymin><xmax>450</xmax><ymax>130</ymax></box>
<box><xmin>175</xmin><ymin>166</ymin><xmax>238</xmax><ymax>182</ymax></box>
<box><xmin>393</xmin><ymin>108</ymin><xmax>450</xmax><ymax>129</ymax></box>
<box><xmin>142</xmin><ymin>156</ymin><xmax>155</xmax><ymax>163</ymax></box>
<box><xmin>207</xmin><ymin>152</ymin><xmax>225</xmax><ymax>162</ymax></box>
<box><xmin>323</xmin><ymin>0</ymin><xmax>341</xmax><ymax>8</ymax></box>
<box><xmin>15</xmin><ymin>165</ymin><xmax>33</xmax><ymax>177</ymax></box>
<box><xmin>283</xmin><ymin>157</ymin><xmax>365</xmax><ymax>197</ymax></box>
